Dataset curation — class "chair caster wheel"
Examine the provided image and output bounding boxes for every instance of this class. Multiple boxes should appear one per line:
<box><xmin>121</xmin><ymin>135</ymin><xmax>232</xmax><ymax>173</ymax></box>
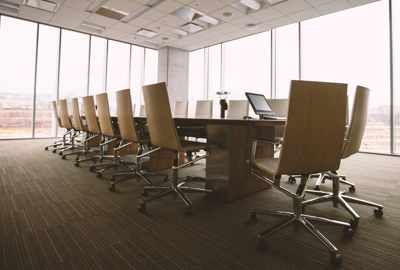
<box><xmin>314</xmin><ymin>186</ymin><xmax>320</xmax><ymax>191</ymax></box>
<box><xmin>249</xmin><ymin>212</ymin><xmax>258</xmax><ymax>223</ymax></box>
<box><xmin>44</xmin><ymin>147</ymin><xmax>49</xmax><ymax>151</ymax></box>
<box><xmin>89</xmin><ymin>166</ymin><xmax>96</xmax><ymax>172</ymax></box>
<box><xmin>137</xmin><ymin>200</ymin><xmax>146</xmax><ymax>213</ymax></box>
<box><xmin>74</xmin><ymin>162</ymin><xmax>80</xmax><ymax>167</ymax></box>
<box><xmin>96</xmin><ymin>172</ymin><xmax>102</xmax><ymax>178</ymax></box>
<box><xmin>287</xmin><ymin>177</ymin><xmax>296</xmax><ymax>184</ymax></box>
<box><xmin>348</xmin><ymin>186</ymin><xmax>356</xmax><ymax>193</ymax></box>
<box><xmin>330</xmin><ymin>252</ymin><xmax>343</xmax><ymax>266</ymax></box>
<box><xmin>61</xmin><ymin>155</ymin><xmax>67</xmax><ymax>160</ymax></box>
<box><xmin>52</xmin><ymin>149</ymin><xmax>57</xmax><ymax>153</ymax></box>
<box><xmin>109</xmin><ymin>184</ymin><xmax>116</xmax><ymax>192</ymax></box>
<box><xmin>184</xmin><ymin>206</ymin><xmax>192</xmax><ymax>216</ymax></box>
<box><xmin>343</xmin><ymin>226</ymin><xmax>354</xmax><ymax>238</ymax></box>
<box><xmin>374</xmin><ymin>208</ymin><xmax>383</xmax><ymax>218</ymax></box>
<box><xmin>256</xmin><ymin>235</ymin><xmax>267</xmax><ymax>251</ymax></box>
<box><xmin>58</xmin><ymin>152</ymin><xmax>63</xmax><ymax>156</ymax></box>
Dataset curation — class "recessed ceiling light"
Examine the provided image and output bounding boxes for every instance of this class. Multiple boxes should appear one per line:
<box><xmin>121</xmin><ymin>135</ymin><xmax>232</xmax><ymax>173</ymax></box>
<box><xmin>136</xmin><ymin>28</ymin><xmax>159</xmax><ymax>38</ymax></box>
<box><xmin>95</xmin><ymin>5</ymin><xmax>129</xmax><ymax>20</ymax></box>
<box><xmin>162</xmin><ymin>37</ymin><xmax>169</xmax><ymax>41</ymax></box>
<box><xmin>23</xmin><ymin>0</ymin><xmax>59</xmax><ymax>13</ymax></box>
<box><xmin>240</xmin><ymin>0</ymin><xmax>261</xmax><ymax>10</ymax></box>
<box><xmin>245</xmin><ymin>23</ymin><xmax>258</xmax><ymax>30</ymax></box>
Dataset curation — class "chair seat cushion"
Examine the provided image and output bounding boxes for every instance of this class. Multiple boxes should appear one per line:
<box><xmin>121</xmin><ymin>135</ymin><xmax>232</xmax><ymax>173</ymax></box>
<box><xmin>253</xmin><ymin>157</ymin><xmax>279</xmax><ymax>178</ymax></box>
<box><xmin>180</xmin><ymin>140</ymin><xmax>207</xmax><ymax>152</ymax></box>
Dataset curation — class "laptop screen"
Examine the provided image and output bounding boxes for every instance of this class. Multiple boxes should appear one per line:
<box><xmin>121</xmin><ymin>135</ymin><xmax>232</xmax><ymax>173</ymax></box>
<box><xmin>245</xmin><ymin>92</ymin><xmax>272</xmax><ymax>115</ymax></box>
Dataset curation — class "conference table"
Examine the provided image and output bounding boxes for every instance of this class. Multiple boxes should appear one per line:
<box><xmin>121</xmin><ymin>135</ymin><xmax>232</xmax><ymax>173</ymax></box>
<box><xmin>130</xmin><ymin>116</ymin><xmax>286</xmax><ymax>202</ymax></box>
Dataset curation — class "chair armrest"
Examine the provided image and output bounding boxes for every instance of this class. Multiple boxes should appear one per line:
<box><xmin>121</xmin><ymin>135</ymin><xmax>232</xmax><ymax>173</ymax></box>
<box><xmin>136</xmin><ymin>147</ymin><xmax>161</xmax><ymax>159</ymax></box>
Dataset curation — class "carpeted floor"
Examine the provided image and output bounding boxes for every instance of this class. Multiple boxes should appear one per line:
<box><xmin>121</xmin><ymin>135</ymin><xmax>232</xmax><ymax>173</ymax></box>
<box><xmin>0</xmin><ymin>139</ymin><xmax>399</xmax><ymax>270</ymax></box>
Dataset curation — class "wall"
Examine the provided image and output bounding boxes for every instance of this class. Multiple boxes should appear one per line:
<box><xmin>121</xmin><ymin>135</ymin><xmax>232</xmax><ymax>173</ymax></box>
<box><xmin>158</xmin><ymin>47</ymin><xmax>189</xmax><ymax>109</ymax></box>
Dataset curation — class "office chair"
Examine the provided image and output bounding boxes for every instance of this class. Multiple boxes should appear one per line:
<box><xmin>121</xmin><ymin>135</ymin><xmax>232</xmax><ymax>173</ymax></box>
<box><xmin>227</xmin><ymin>100</ymin><xmax>249</xmax><ymax>119</ymax></box>
<box><xmin>174</xmin><ymin>101</ymin><xmax>188</xmax><ymax>118</ymax></box>
<box><xmin>137</xmin><ymin>82</ymin><xmax>213</xmax><ymax>215</ymax></box>
<box><xmin>108</xmin><ymin>89</ymin><xmax>157</xmax><ymax>192</ymax></box>
<box><xmin>44</xmin><ymin>100</ymin><xmax>70</xmax><ymax>152</ymax></box>
<box><xmin>74</xmin><ymin>95</ymin><xmax>102</xmax><ymax>167</ymax></box>
<box><xmin>303</xmin><ymin>86</ymin><xmax>384</xmax><ymax>226</ymax></box>
<box><xmin>249</xmin><ymin>80</ymin><xmax>352</xmax><ymax>266</ymax></box>
<box><xmin>56</xmin><ymin>99</ymin><xmax>78</xmax><ymax>155</ymax></box>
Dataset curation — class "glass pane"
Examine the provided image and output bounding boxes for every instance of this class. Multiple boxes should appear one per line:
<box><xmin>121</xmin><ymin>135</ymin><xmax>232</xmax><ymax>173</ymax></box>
<box><xmin>89</xmin><ymin>36</ymin><xmax>107</xmax><ymax>95</ymax></box>
<box><xmin>131</xmin><ymin>45</ymin><xmax>145</xmax><ymax>115</ymax></box>
<box><xmin>107</xmin><ymin>40</ymin><xmax>130</xmax><ymax>115</ymax></box>
<box><xmin>394</xmin><ymin>0</ymin><xmax>400</xmax><ymax>154</ymax></box>
<box><xmin>35</xmin><ymin>25</ymin><xmax>60</xmax><ymax>138</ymax></box>
<box><xmin>274</xmin><ymin>23</ymin><xmax>299</xmax><ymax>98</ymax></box>
<box><xmin>188</xmin><ymin>49</ymin><xmax>205</xmax><ymax>117</ymax></box>
<box><xmin>144</xmin><ymin>48</ymin><xmax>159</xmax><ymax>85</ymax></box>
<box><xmin>301</xmin><ymin>1</ymin><xmax>390</xmax><ymax>153</ymax></box>
<box><xmin>59</xmin><ymin>29</ymin><xmax>89</xmax><ymax>101</ymax></box>
<box><xmin>208</xmin><ymin>44</ymin><xmax>222</xmax><ymax>118</ymax></box>
<box><xmin>0</xmin><ymin>16</ymin><xmax>37</xmax><ymax>139</ymax></box>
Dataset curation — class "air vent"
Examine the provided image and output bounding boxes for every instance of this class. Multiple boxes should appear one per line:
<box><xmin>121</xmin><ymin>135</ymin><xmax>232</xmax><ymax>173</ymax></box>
<box><xmin>0</xmin><ymin>0</ymin><xmax>20</xmax><ymax>15</ymax></box>
<box><xmin>181</xmin><ymin>22</ymin><xmax>203</xmax><ymax>33</ymax></box>
<box><xmin>79</xmin><ymin>21</ymin><xmax>106</xmax><ymax>34</ymax></box>
<box><xmin>95</xmin><ymin>6</ymin><xmax>128</xmax><ymax>20</ymax></box>
<box><xmin>23</xmin><ymin>0</ymin><xmax>59</xmax><ymax>13</ymax></box>
<box><xmin>136</xmin><ymin>28</ymin><xmax>158</xmax><ymax>38</ymax></box>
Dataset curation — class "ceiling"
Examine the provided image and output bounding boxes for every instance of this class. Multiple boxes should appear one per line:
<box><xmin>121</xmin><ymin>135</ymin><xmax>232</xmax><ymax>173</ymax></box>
<box><xmin>0</xmin><ymin>0</ymin><xmax>379</xmax><ymax>51</ymax></box>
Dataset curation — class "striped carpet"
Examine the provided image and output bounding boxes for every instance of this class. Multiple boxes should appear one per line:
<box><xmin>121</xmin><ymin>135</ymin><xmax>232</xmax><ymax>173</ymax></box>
<box><xmin>0</xmin><ymin>139</ymin><xmax>399</xmax><ymax>270</ymax></box>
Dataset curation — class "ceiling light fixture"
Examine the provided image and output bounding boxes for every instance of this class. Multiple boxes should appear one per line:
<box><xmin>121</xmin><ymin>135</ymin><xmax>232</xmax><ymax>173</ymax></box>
<box><xmin>0</xmin><ymin>0</ymin><xmax>20</xmax><ymax>15</ymax></box>
<box><xmin>181</xmin><ymin>22</ymin><xmax>203</xmax><ymax>33</ymax></box>
<box><xmin>23</xmin><ymin>0</ymin><xmax>59</xmax><ymax>13</ymax></box>
<box><xmin>136</xmin><ymin>28</ymin><xmax>159</xmax><ymax>38</ymax></box>
<box><xmin>197</xmin><ymin>15</ymin><xmax>219</xmax><ymax>25</ymax></box>
<box><xmin>240</xmin><ymin>0</ymin><xmax>261</xmax><ymax>10</ymax></box>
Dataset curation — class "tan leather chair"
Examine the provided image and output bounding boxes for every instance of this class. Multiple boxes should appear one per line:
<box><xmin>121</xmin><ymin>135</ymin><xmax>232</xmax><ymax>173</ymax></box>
<box><xmin>227</xmin><ymin>100</ymin><xmax>249</xmax><ymax>119</ymax></box>
<box><xmin>44</xmin><ymin>100</ymin><xmax>68</xmax><ymax>152</ymax></box>
<box><xmin>174</xmin><ymin>101</ymin><xmax>188</xmax><ymax>118</ymax></box>
<box><xmin>249</xmin><ymin>80</ymin><xmax>351</xmax><ymax>266</ymax></box>
<box><xmin>56</xmin><ymin>99</ymin><xmax>77</xmax><ymax>154</ymax></box>
<box><xmin>138</xmin><ymin>82</ymin><xmax>213</xmax><ymax>214</ymax></box>
<box><xmin>74</xmin><ymin>95</ymin><xmax>102</xmax><ymax>167</ymax></box>
<box><xmin>303</xmin><ymin>86</ymin><xmax>384</xmax><ymax>224</ymax></box>
<box><xmin>195</xmin><ymin>100</ymin><xmax>213</xmax><ymax>118</ymax></box>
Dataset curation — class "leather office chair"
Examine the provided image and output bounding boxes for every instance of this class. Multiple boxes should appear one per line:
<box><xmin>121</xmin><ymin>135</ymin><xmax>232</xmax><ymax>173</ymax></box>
<box><xmin>227</xmin><ymin>100</ymin><xmax>249</xmax><ymax>119</ymax></box>
<box><xmin>108</xmin><ymin>89</ymin><xmax>156</xmax><ymax>192</ymax></box>
<box><xmin>138</xmin><ymin>82</ymin><xmax>213</xmax><ymax>215</ymax></box>
<box><xmin>139</xmin><ymin>105</ymin><xmax>146</xmax><ymax>117</ymax></box>
<box><xmin>74</xmin><ymin>95</ymin><xmax>102</xmax><ymax>167</ymax></box>
<box><xmin>44</xmin><ymin>100</ymin><xmax>69</xmax><ymax>152</ymax></box>
<box><xmin>303</xmin><ymin>86</ymin><xmax>384</xmax><ymax>225</ymax></box>
<box><xmin>195</xmin><ymin>100</ymin><xmax>213</xmax><ymax>118</ymax></box>
<box><xmin>249</xmin><ymin>80</ymin><xmax>352</xmax><ymax>266</ymax></box>
<box><xmin>174</xmin><ymin>101</ymin><xmax>188</xmax><ymax>118</ymax></box>
<box><xmin>57</xmin><ymin>99</ymin><xmax>77</xmax><ymax>155</ymax></box>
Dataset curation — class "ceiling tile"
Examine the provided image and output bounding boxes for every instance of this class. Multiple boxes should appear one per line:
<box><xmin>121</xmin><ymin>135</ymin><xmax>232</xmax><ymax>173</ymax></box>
<box><xmin>154</xmin><ymin>0</ymin><xmax>183</xmax><ymax>14</ymax></box>
<box><xmin>62</xmin><ymin>0</ymin><xmax>91</xmax><ymax>10</ymax></box>
<box><xmin>211</xmin><ymin>5</ymin><xmax>245</xmax><ymax>22</ymax></box>
<box><xmin>189</xmin><ymin>0</ymin><xmax>227</xmax><ymax>13</ymax></box>
<box><xmin>157</xmin><ymin>14</ymin><xmax>187</xmax><ymax>27</ymax></box>
<box><xmin>249</xmin><ymin>6</ymin><xmax>283</xmax><ymax>22</ymax></box>
<box><xmin>137</xmin><ymin>8</ymin><xmax>166</xmax><ymax>21</ymax></box>
<box><xmin>108</xmin><ymin>21</ymin><xmax>140</xmax><ymax>33</ymax></box>
<box><xmin>18</xmin><ymin>6</ymin><xmax>54</xmax><ymax>23</ymax></box>
<box><xmin>86</xmin><ymin>13</ymin><xmax>119</xmax><ymax>27</ymax></box>
<box><xmin>316</xmin><ymin>0</ymin><xmax>351</xmax><ymax>15</ymax></box>
<box><xmin>290</xmin><ymin>7</ymin><xmax>320</xmax><ymax>22</ymax></box>
<box><xmin>104</xmin><ymin>0</ymin><xmax>142</xmax><ymax>13</ymax></box>
<box><xmin>273</xmin><ymin>0</ymin><xmax>312</xmax><ymax>15</ymax></box>
<box><xmin>127</xmin><ymin>16</ymin><xmax>153</xmax><ymax>27</ymax></box>
<box><xmin>230</xmin><ymin>15</ymin><xmax>261</xmax><ymax>28</ymax></box>
<box><xmin>305</xmin><ymin>0</ymin><xmax>334</xmax><ymax>7</ymax></box>
<box><xmin>145</xmin><ymin>20</ymin><xmax>174</xmax><ymax>34</ymax></box>
<box><xmin>51</xmin><ymin>5</ymin><xmax>90</xmax><ymax>28</ymax></box>
<box><xmin>348</xmin><ymin>0</ymin><xmax>377</xmax><ymax>7</ymax></box>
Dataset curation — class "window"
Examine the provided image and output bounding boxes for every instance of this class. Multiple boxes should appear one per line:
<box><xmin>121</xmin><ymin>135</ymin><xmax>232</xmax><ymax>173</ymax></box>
<box><xmin>144</xmin><ymin>48</ymin><xmax>159</xmax><ymax>85</ymax></box>
<box><xmin>0</xmin><ymin>16</ymin><xmax>37</xmax><ymax>139</ymax></box>
<box><xmin>208</xmin><ymin>44</ymin><xmax>222</xmax><ymax>118</ymax></box>
<box><xmin>301</xmin><ymin>1</ymin><xmax>391</xmax><ymax>153</ymax></box>
<box><xmin>131</xmin><ymin>45</ymin><xmax>145</xmax><ymax>115</ymax></box>
<box><xmin>107</xmin><ymin>40</ymin><xmax>130</xmax><ymax>115</ymax></box>
<box><xmin>34</xmin><ymin>25</ymin><xmax>60</xmax><ymax>138</ymax></box>
<box><xmin>89</xmin><ymin>36</ymin><xmax>107</xmax><ymax>95</ymax></box>
<box><xmin>274</xmin><ymin>23</ymin><xmax>299</xmax><ymax>98</ymax></box>
<box><xmin>393</xmin><ymin>0</ymin><xmax>400</xmax><ymax>154</ymax></box>
<box><xmin>59</xmin><ymin>30</ymin><xmax>89</xmax><ymax>101</ymax></box>
<box><xmin>188</xmin><ymin>49</ymin><xmax>205</xmax><ymax>116</ymax></box>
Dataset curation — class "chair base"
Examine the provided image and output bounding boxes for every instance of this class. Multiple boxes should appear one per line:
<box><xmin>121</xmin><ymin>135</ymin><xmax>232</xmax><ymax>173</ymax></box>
<box><xmin>109</xmin><ymin>168</ymin><xmax>163</xmax><ymax>192</ymax></box>
<box><xmin>303</xmin><ymin>189</ymin><xmax>384</xmax><ymax>223</ymax></box>
<box><xmin>250</xmin><ymin>208</ymin><xmax>353</xmax><ymax>266</ymax></box>
<box><xmin>138</xmin><ymin>176</ymin><xmax>213</xmax><ymax>215</ymax></box>
<box><xmin>288</xmin><ymin>172</ymin><xmax>356</xmax><ymax>193</ymax></box>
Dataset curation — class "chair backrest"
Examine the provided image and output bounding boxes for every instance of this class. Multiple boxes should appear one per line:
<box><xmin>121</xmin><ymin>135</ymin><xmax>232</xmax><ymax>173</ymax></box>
<box><xmin>195</xmin><ymin>100</ymin><xmax>213</xmax><ymax>118</ymax></box>
<box><xmin>95</xmin><ymin>93</ymin><xmax>114</xmax><ymax>137</ymax></box>
<box><xmin>142</xmin><ymin>82</ymin><xmax>181</xmax><ymax>151</ymax></box>
<box><xmin>266</xmin><ymin>99</ymin><xmax>289</xmax><ymax>117</ymax></box>
<box><xmin>51</xmin><ymin>100</ymin><xmax>62</xmax><ymax>127</ymax></box>
<box><xmin>174</xmin><ymin>101</ymin><xmax>188</xmax><ymax>118</ymax></box>
<box><xmin>57</xmin><ymin>99</ymin><xmax>72</xmax><ymax>129</ymax></box>
<box><xmin>342</xmin><ymin>86</ymin><xmax>370</xmax><ymax>158</ymax></box>
<box><xmin>227</xmin><ymin>100</ymin><xmax>249</xmax><ymax>119</ymax></box>
<box><xmin>139</xmin><ymin>105</ymin><xmax>146</xmax><ymax>117</ymax></box>
<box><xmin>277</xmin><ymin>80</ymin><xmax>347</xmax><ymax>175</ymax></box>
<box><xmin>82</xmin><ymin>95</ymin><xmax>100</xmax><ymax>134</ymax></box>
<box><xmin>116</xmin><ymin>89</ymin><xmax>139</xmax><ymax>142</ymax></box>
<box><xmin>71</xmin><ymin>97</ymin><xmax>85</xmax><ymax>131</ymax></box>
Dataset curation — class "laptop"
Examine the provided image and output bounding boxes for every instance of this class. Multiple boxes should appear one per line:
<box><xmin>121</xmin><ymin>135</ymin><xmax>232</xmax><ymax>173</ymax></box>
<box><xmin>245</xmin><ymin>92</ymin><xmax>285</xmax><ymax>120</ymax></box>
